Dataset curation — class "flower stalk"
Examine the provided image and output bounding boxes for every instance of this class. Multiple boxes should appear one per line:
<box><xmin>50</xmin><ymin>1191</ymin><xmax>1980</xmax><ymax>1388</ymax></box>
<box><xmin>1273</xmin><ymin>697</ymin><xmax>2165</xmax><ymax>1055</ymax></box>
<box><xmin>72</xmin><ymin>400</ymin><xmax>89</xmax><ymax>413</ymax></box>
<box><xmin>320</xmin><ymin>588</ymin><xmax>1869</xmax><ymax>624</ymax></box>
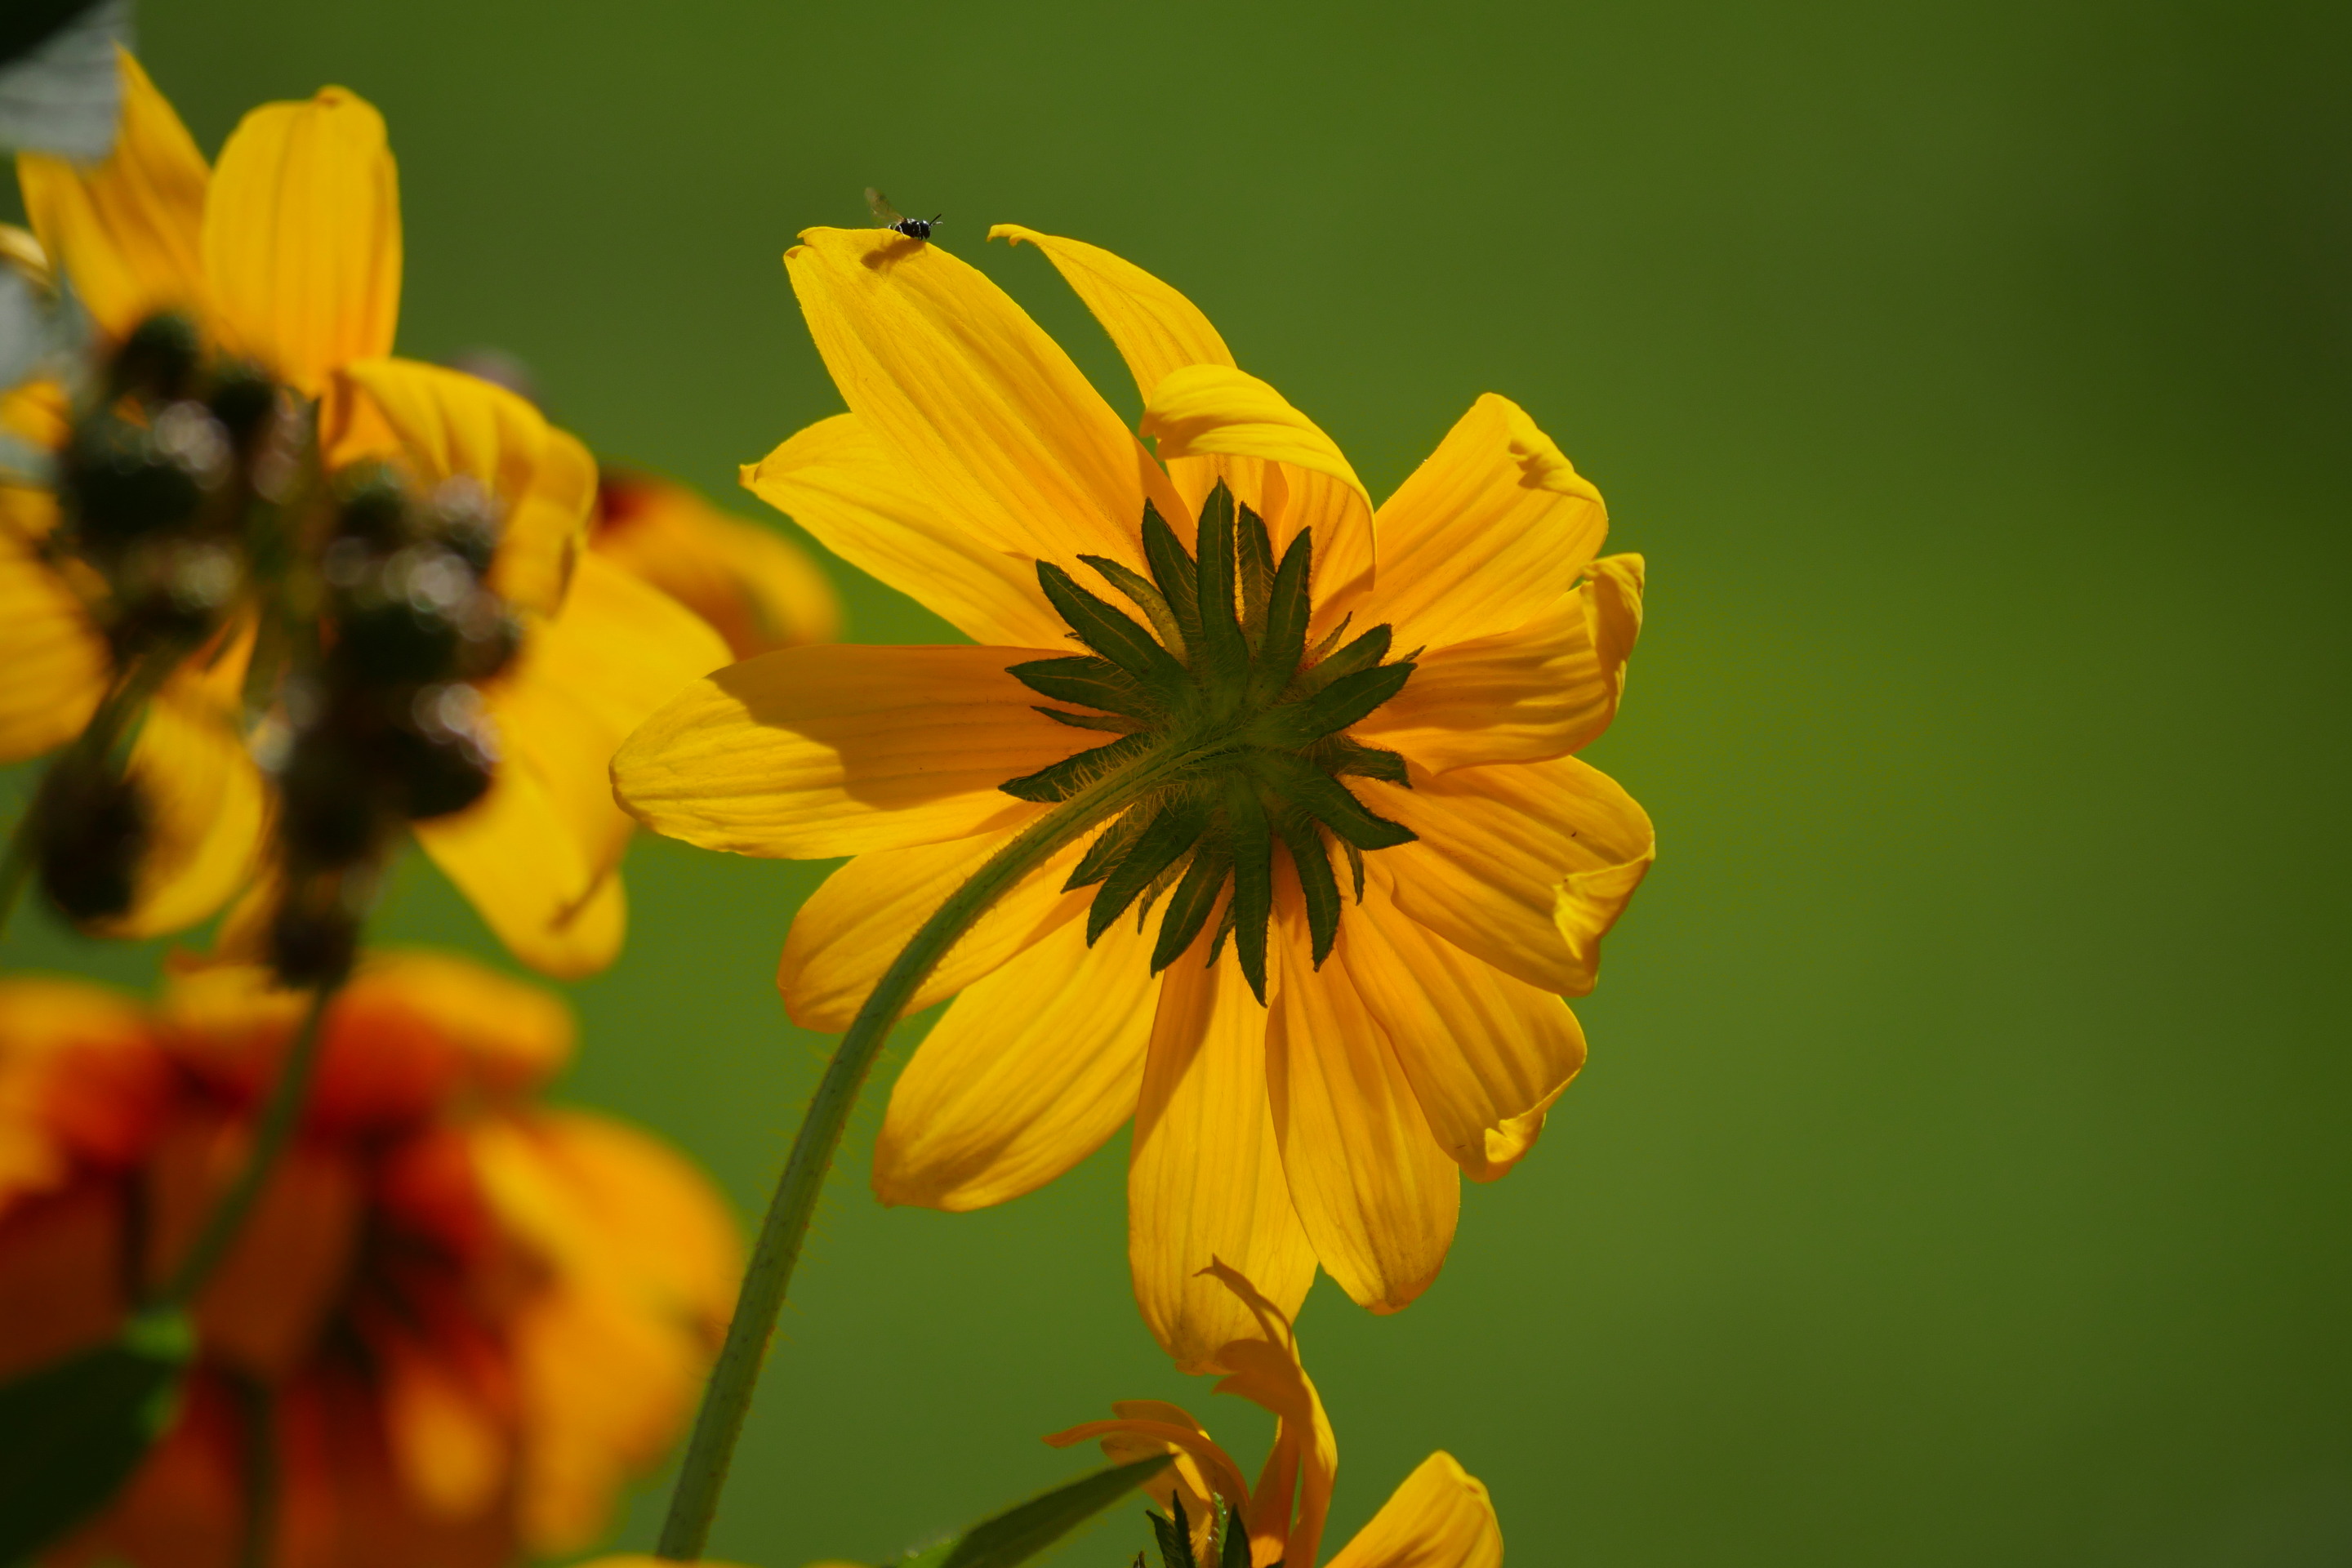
<box><xmin>653</xmin><ymin>739</ymin><xmax>1213</xmax><ymax>1561</ymax></box>
<box><xmin>153</xmin><ymin>979</ymin><xmax>338</xmax><ymax>1307</ymax></box>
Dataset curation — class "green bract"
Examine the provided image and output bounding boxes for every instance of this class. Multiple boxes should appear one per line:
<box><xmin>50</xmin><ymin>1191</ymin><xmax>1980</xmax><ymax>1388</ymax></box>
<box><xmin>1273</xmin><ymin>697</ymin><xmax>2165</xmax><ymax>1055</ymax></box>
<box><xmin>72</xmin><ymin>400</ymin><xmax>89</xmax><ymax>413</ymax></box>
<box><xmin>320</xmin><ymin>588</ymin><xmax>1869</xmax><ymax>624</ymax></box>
<box><xmin>1001</xmin><ymin>481</ymin><xmax>1419</xmax><ymax>1004</ymax></box>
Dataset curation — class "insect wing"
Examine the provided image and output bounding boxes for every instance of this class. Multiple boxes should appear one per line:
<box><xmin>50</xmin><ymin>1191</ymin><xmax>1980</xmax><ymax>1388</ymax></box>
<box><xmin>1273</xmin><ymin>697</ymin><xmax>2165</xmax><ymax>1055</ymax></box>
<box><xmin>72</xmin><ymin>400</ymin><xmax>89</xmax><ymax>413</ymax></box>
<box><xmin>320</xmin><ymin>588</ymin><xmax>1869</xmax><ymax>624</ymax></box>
<box><xmin>864</xmin><ymin>186</ymin><xmax>906</xmax><ymax>229</ymax></box>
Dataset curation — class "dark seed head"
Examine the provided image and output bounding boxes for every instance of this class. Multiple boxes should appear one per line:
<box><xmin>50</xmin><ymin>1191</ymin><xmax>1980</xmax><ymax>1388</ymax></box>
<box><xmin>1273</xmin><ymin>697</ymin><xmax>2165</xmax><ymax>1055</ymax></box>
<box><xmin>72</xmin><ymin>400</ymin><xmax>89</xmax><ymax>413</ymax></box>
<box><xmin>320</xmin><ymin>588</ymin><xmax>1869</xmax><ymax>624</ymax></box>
<box><xmin>267</xmin><ymin>870</ymin><xmax>368</xmax><ymax>989</ymax></box>
<box><xmin>330</xmin><ymin>462</ymin><xmax>416</xmax><ymax>551</ymax></box>
<box><xmin>64</xmin><ymin>407</ymin><xmax>225</xmax><ymax>549</ymax></box>
<box><xmin>329</xmin><ymin>544</ymin><xmax>479</xmax><ymax>686</ymax></box>
<box><xmin>422</xmin><ymin>477</ymin><xmax>501</xmax><ymax>577</ymax></box>
<box><xmin>109</xmin><ymin>312</ymin><xmax>204</xmax><ymax>403</ymax></box>
<box><xmin>33</xmin><ymin>760</ymin><xmax>149</xmax><ymax>924</ymax></box>
<box><xmin>205</xmin><ymin>361</ymin><xmax>281</xmax><ymax>454</ymax></box>
<box><xmin>385</xmin><ymin>684</ymin><xmax>498</xmax><ymax>820</ymax></box>
<box><xmin>275</xmin><ymin>722</ymin><xmax>387</xmax><ymax>868</ymax></box>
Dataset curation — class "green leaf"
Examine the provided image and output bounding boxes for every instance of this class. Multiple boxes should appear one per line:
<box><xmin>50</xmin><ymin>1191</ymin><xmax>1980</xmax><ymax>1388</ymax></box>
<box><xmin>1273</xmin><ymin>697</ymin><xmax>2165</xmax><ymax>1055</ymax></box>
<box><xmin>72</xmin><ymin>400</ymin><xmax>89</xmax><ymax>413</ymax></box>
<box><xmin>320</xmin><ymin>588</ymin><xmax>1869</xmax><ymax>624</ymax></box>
<box><xmin>1081</xmin><ymin>554</ymin><xmax>1188</xmax><ymax>662</ymax></box>
<box><xmin>0</xmin><ymin>1308</ymin><xmax>194</xmax><ymax>1563</ymax></box>
<box><xmin>927</xmin><ymin>1454</ymin><xmax>1173</xmax><ymax>1568</ymax></box>
<box><xmin>1151</xmin><ymin>840</ymin><xmax>1232</xmax><ymax>973</ymax></box>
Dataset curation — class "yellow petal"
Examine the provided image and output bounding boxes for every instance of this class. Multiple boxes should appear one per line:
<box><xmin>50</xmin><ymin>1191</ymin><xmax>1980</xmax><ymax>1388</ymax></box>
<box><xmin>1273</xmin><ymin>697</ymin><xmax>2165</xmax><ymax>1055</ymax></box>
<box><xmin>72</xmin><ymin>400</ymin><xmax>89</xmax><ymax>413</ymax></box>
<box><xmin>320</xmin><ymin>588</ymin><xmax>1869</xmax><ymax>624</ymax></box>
<box><xmin>97</xmin><ymin>637</ymin><xmax>268</xmax><ymax>938</ymax></box>
<box><xmin>1195</xmin><ymin>1261</ymin><xmax>1338</xmax><ymax>1568</ymax></box>
<box><xmin>1366</xmin><ymin>393</ymin><xmax>1606</xmax><ymax>650</ymax></box>
<box><xmin>1265</xmin><ymin>909</ymin><xmax>1459</xmax><ymax>1315</ymax></box>
<box><xmin>497</xmin><ymin>555</ymin><xmax>727</xmax><ymax>898</ymax></box>
<box><xmin>1361</xmin><ymin>755</ymin><xmax>1655</xmax><ymax>996</ymax></box>
<box><xmin>201</xmin><ymin>86</ymin><xmax>399</xmax><ymax>395</ymax></box>
<box><xmin>1139</xmin><ymin>364</ymin><xmax>1374</xmax><ymax>621</ymax></box>
<box><xmin>0</xmin><ymin>517</ymin><xmax>105</xmax><ymax>760</ymax></box>
<box><xmin>991</xmin><ymin>225</ymin><xmax>1235</xmax><ymax>403</ymax></box>
<box><xmin>412</xmin><ymin>553</ymin><xmax>719</xmax><ymax>978</ymax></box>
<box><xmin>1352</xmin><ymin>554</ymin><xmax>1645</xmax><ymax>773</ymax></box>
<box><xmin>1128</xmin><ymin>948</ymin><xmax>1316</xmax><ymax>1374</ymax></box>
<box><xmin>783</xmin><ymin>226</ymin><xmax>1156</xmax><ymax>569</ymax></box>
<box><xmin>1045</xmin><ymin>1403</ymin><xmax>1250</xmax><ymax>1555</ymax></box>
<box><xmin>740</xmin><ymin>412</ymin><xmax>1065</xmax><ymax>648</ymax></box>
<box><xmin>330</xmin><ymin>357</ymin><xmax>596</xmax><ymax>614</ymax></box>
<box><xmin>17</xmin><ymin>50</ymin><xmax>208</xmax><ymax>342</ymax></box>
<box><xmin>612</xmin><ymin>642</ymin><xmax>1090</xmax><ymax>860</ymax></box>
<box><xmin>410</xmin><ymin>767</ymin><xmax>625</xmax><ymax>982</ymax></box>
<box><xmin>1467</xmin><ymin>1088</ymin><xmax>1562</xmax><ymax>1186</ymax></box>
<box><xmin>1323</xmin><ymin>1452</ymin><xmax>1503</xmax><ymax>1568</ymax></box>
<box><xmin>874</xmin><ymin>912</ymin><xmax>1157</xmax><ymax>1211</ymax></box>
<box><xmin>1337</xmin><ymin>866</ymin><xmax>1588</xmax><ymax>1178</ymax></box>
<box><xmin>776</xmin><ymin>819</ymin><xmax>1089</xmax><ymax>1031</ymax></box>
<box><xmin>591</xmin><ymin>468</ymin><xmax>842</xmax><ymax>658</ymax></box>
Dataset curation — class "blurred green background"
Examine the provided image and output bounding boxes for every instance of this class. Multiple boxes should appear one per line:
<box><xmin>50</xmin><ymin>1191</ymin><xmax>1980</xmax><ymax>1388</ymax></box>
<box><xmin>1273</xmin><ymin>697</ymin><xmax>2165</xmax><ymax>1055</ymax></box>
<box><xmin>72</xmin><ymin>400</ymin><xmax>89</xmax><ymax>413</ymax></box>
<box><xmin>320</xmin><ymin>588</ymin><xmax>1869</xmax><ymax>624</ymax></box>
<box><xmin>7</xmin><ymin>0</ymin><xmax>2350</xmax><ymax>1563</ymax></box>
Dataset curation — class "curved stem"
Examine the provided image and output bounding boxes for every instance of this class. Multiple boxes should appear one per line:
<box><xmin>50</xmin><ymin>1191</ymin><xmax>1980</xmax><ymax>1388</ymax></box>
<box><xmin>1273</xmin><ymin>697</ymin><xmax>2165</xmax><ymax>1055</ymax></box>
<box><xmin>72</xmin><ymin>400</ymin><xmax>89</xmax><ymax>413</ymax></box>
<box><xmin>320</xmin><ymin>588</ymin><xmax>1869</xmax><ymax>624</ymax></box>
<box><xmin>154</xmin><ymin>981</ymin><xmax>339</xmax><ymax>1307</ymax></box>
<box><xmin>655</xmin><ymin>751</ymin><xmax>1200</xmax><ymax>1561</ymax></box>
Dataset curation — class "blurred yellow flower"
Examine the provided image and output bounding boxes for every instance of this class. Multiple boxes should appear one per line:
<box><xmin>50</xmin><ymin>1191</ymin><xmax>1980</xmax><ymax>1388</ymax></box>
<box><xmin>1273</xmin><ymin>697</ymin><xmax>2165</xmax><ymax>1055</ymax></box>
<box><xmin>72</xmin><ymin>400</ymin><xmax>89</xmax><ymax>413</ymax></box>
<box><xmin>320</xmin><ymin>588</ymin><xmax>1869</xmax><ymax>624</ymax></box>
<box><xmin>613</xmin><ymin>225</ymin><xmax>1652</xmax><ymax>1367</ymax></box>
<box><xmin>0</xmin><ymin>951</ymin><xmax>740</xmax><ymax>1568</ymax></box>
<box><xmin>591</xmin><ymin>466</ymin><xmax>842</xmax><ymax>660</ymax></box>
<box><xmin>1050</xmin><ymin>1261</ymin><xmax>1501</xmax><ymax>1568</ymax></box>
<box><xmin>3</xmin><ymin>52</ymin><xmax>731</xmax><ymax>975</ymax></box>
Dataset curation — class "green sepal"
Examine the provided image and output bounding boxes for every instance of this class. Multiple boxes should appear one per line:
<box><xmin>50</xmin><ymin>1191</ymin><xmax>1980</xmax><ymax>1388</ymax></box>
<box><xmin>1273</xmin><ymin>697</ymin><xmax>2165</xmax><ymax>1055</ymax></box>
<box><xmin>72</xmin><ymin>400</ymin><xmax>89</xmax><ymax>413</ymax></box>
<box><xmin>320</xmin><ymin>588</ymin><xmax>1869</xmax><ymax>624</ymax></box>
<box><xmin>1341</xmin><ymin>839</ymin><xmax>1366</xmax><ymax>901</ymax></box>
<box><xmin>1250</xmin><ymin>751</ymin><xmax>1417</xmax><ymax>850</ymax></box>
<box><xmin>1152</xmin><ymin>839</ymin><xmax>1232</xmax><ymax>973</ymax></box>
<box><xmin>1192</xmin><ymin>485</ymin><xmax>1250</xmax><ymax>697</ymax></box>
<box><xmin>1305</xmin><ymin>621</ymin><xmax>1392</xmax><ymax>687</ymax></box>
<box><xmin>0</xmin><ymin>1307</ymin><xmax>194</xmax><ymax>1564</ymax></box>
<box><xmin>1269</xmin><ymin>661</ymin><xmax>1416</xmax><ymax>745</ymax></box>
<box><xmin>1000</xmin><ymin>731</ymin><xmax>1159</xmax><ymax>804</ymax></box>
<box><xmin>1150</xmin><ymin>1493</ymin><xmax>1198</xmax><ymax>1568</ymax></box>
<box><xmin>1006</xmin><ymin>654</ymin><xmax>1158</xmax><ymax>719</ymax></box>
<box><xmin>1274</xmin><ymin>810</ymin><xmax>1342</xmax><ymax>966</ymax></box>
<box><xmin>1036</xmin><ymin>562</ymin><xmax>1190</xmax><ymax>700</ymax></box>
<box><xmin>1037</xmin><ymin>706</ymin><xmax>1139</xmax><ymax>734</ymax></box>
<box><xmin>1218</xmin><ymin>1501</ymin><xmax>1255</xmax><ymax>1568</ymax></box>
<box><xmin>1235</xmin><ymin>504</ymin><xmax>1276</xmax><ymax>642</ymax></box>
<box><xmin>1248</xmin><ymin>529</ymin><xmax>1313</xmax><ymax>707</ymax></box>
<box><xmin>1082</xmin><ymin>555</ymin><xmax>1187</xmax><ymax>661</ymax></box>
<box><xmin>1140</xmin><ymin>502</ymin><xmax>1203</xmax><ymax>649</ymax></box>
<box><xmin>1222</xmin><ymin>776</ymin><xmax>1274</xmax><ymax>1002</ymax></box>
<box><xmin>1089</xmin><ymin>798</ymin><xmax>1209</xmax><ymax>942</ymax></box>
<box><xmin>1326</xmin><ymin>740</ymin><xmax>1410</xmax><ymax>786</ymax></box>
<box><xmin>1066</xmin><ymin>808</ymin><xmax>1147</xmax><ymax>891</ymax></box>
<box><xmin>871</xmin><ymin>1454</ymin><xmax>1174</xmax><ymax>1568</ymax></box>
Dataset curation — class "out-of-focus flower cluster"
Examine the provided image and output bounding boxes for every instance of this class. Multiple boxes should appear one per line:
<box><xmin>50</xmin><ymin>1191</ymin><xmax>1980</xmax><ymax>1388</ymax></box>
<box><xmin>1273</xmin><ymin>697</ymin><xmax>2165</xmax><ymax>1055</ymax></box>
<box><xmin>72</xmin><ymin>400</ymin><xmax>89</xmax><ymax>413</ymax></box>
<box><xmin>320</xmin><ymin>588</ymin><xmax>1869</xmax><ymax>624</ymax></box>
<box><xmin>0</xmin><ymin>951</ymin><xmax>739</xmax><ymax>1568</ymax></box>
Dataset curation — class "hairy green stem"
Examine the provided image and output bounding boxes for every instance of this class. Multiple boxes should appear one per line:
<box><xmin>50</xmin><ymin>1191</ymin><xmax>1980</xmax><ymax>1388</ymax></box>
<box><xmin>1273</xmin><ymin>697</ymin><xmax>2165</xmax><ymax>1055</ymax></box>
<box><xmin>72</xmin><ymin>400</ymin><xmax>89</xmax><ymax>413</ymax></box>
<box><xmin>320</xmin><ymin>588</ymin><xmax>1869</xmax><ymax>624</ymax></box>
<box><xmin>155</xmin><ymin>981</ymin><xmax>339</xmax><ymax>1307</ymax></box>
<box><xmin>654</xmin><ymin>746</ymin><xmax>1209</xmax><ymax>1561</ymax></box>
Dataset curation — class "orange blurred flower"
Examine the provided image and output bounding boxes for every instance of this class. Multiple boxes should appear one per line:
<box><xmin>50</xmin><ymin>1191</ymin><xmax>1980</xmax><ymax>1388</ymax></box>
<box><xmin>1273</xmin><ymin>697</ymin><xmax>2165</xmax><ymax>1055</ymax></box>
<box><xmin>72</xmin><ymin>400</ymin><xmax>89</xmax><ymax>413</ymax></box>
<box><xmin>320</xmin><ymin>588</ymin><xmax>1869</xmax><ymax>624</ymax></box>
<box><xmin>0</xmin><ymin>953</ymin><xmax>739</xmax><ymax>1568</ymax></box>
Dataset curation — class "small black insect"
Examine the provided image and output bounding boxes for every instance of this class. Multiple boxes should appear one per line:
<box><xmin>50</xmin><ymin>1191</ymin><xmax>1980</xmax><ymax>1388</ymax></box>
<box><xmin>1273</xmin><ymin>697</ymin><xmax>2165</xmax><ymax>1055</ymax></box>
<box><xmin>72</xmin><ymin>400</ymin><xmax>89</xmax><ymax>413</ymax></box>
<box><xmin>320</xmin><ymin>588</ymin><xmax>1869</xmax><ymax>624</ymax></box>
<box><xmin>866</xmin><ymin>186</ymin><xmax>942</xmax><ymax>240</ymax></box>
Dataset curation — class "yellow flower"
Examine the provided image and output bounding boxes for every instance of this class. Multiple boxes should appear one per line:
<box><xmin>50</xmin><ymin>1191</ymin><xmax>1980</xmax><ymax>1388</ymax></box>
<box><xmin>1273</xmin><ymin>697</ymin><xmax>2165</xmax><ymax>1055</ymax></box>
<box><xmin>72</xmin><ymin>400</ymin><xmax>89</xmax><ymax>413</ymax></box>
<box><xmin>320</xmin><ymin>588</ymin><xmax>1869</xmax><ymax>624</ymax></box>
<box><xmin>3</xmin><ymin>53</ymin><xmax>728</xmax><ymax>975</ymax></box>
<box><xmin>613</xmin><ymin>225</ymin><xmax>1652</xmax><ymax>1367</ymax></box>
<box><xmin>590</xmin><ymin>466</ymin><xmax>842</xmax><ymax>660</ymax></box>
<box><xmin>1049</xmin><ymin>1261</ymin><xmax>1500</xmax><ymax>1568</ymax></box>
